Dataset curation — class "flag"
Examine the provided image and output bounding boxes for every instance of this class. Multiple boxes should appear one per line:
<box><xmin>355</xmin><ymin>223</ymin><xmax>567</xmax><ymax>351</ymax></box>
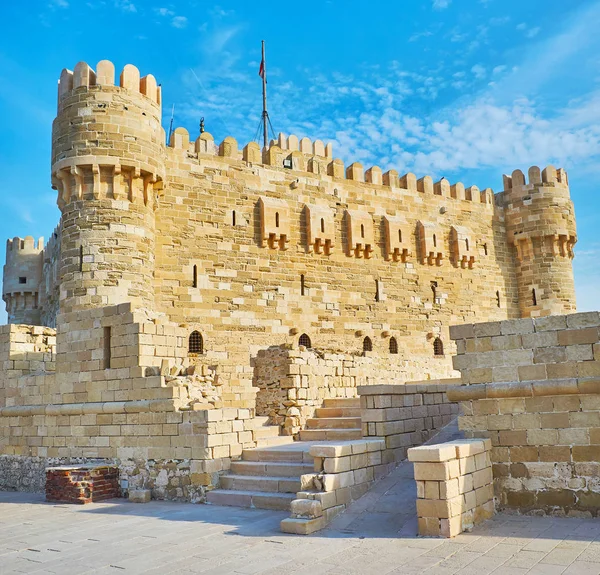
<box><xmin>258</xmin><ymin>59</ymin><xmax>265</xmax><ymax>80</ymax></box>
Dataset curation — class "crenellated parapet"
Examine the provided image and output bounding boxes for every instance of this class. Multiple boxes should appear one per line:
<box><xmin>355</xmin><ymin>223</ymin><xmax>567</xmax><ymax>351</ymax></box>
<box><xmin>502</xmin><ymin>165</ymin><xmax>577</xmax><ymax>318</ymax></box>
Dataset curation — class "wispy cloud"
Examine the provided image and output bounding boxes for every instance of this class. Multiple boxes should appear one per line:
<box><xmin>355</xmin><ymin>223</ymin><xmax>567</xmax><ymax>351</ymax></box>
<box><xmin>432</xmin><ymin>0</ymin><xmax>451</xmax><ymax>9</ymax></box>
<box><xmin>114</xmin><ymin>0</ymin><xmax>136</xmax><ymax>13</ymax></box>
<box><xmin>471</xmin><ymin>64</ymin><xmax>486</xmax><ymax>79</ymax></box>
<box><xmin>172</xmin><ymin>15</ymin><xmax>187</xmax><ymax>28</ymax></box>
<box><xmin>49</xmin><ymin>0</ymin><xmax>69</xmax><ymax>8</ymax></box>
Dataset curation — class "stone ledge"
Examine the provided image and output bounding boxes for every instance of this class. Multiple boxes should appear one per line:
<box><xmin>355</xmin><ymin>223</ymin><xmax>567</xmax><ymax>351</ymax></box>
<box><xmin>0</xmin><ymin>399</ymin><xmax>177</xmax><ymax>417</ymax></box>
<box><xmin>447</xmin><ymin>377</ymin><xmax>600</xmax><ymax>402</ymax></box>
<box><xmin>358</xmin><ymin>380</ymin><xmax>462</xmax><ymax>396</ymax></box>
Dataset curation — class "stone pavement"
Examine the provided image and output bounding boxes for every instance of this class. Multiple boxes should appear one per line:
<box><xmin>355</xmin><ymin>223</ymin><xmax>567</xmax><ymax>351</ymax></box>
<box><xmin>2</xmin><ymin>421</ymin><xmax>600</xmax><ymax>575</ymax></box>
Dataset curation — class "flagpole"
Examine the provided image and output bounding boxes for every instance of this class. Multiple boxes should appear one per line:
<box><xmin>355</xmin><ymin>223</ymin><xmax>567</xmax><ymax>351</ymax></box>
<box><xmin>261</xmin><ymin>40</ymin><xmax>268</xmax><ymax>150</ymax></box>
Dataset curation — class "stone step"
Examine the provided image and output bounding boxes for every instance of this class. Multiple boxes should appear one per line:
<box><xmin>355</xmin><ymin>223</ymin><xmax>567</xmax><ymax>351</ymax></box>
<box><xmin>220</xmin><ymin>474</ymin><xmax>301</xmax><ymax>494</ymax></box>
<box><xmin>252</xmin><ymin>416</ymin><xmax>271</xmax><ymax>427</ymax></box>
<box><xmin>242</xmin><ymin>446</ymin><xmax>313</xmax><ymax>463</ymax></box>
<box><xmin>255</xmin><ymin>436</ymin><xmax>295</xmax><ymax>448</ymax></box>
<box><xmin>315</xmin><ymin>407</ymin><xmax>361</xmax><ymax>418</ymax></box>
<box><xmin>299</xmin><ymin>428</ymin><xmax>362</xmax><ymax>441</ymax></box>
<box><xmin>207</xmin><ymin>489</ymin><xmax>295</xmax><ymax>510</ymax></box>
<box><xmin>322</xmin><ymin>398</ymin><xmax>360</xmax><ymax>408</ymax></box>
<box><xmin>230</xmin><ymin>461</ymin><xmax>314</xmax><ymax>477</ymax></box>
<box><xmin>306</xmin><ymin>417</ymin><xmax>361</xmax><ymax>429</ymax></box>
<box><xmin>252</xmin><ymin>426</ymin><xmax>282</xmax><ymax>440</ymax></box>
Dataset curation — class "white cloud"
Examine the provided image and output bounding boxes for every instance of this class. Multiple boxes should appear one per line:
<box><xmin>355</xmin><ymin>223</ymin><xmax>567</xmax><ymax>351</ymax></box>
<box><xmin>471</xmin><ymin>64</ymin><xmax>486</xmax><ymax>79</ymax></box>
<box><xmin>516</xmin><ymin>23</ymin><xmax>527</xmax><ymax>30</ymax></box>
<box><xmin>114</xmin><ymin>0</ymin><xmax>135</xmax><ymax>12</ymax></box>
<box><xmin>492</xmin><ymin>65</ymin><xmax>507</xmax><ymax>75</ymax></box>
<box><xmin>49</xmin><ymin>0</ymin><xmax>69</xmax><ymax>8</ymax></box>
<box><xmin>433</xmin><ymin>0</ymin><xmax>450</xmax><ymax>9</ymax></box>
<box><xmin>526</xmin><ymin>27</ymin><xmax>541</xmax><ymax>38</ymax></box>
<box><xmin>155</xmin><ymin>7</ymin><xmax>174</xmax><ymax>16</ymax></box>
<box><xmin>172</xmin><ymin>16</ymin><xmax>187</xmax><ymax>28</ymax></box>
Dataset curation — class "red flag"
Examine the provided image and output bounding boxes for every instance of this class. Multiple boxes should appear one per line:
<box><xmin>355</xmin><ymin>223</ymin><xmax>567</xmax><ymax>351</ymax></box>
<box><xmin>258</xmin><ymin>59</ymin><xmax>265</xmax><ymax>79</ymax></box>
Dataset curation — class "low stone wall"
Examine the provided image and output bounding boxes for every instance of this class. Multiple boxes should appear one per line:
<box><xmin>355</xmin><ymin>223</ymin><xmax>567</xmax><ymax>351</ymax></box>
<box><xmin>46</xmin><ymin>465</ymin><xmax>120</xmax><ymax>504</ymax></box>
<box><xmin>359</xmin><ymin>382</ymin><xmax>460</xmax><ymax>464</ymax></box>
<box><xmin>448</xmin><ymin>311</ymin><xmax>600</xmax><ymax>516</ymax></box>
<box><xmin>254</xmin><ymin>345</ymin><xmax>459</xmax><ymax>433</ymax></box>
<box><xmin>281</xmin><ymin>438</ymin><xmax>386</xmax><ymax>535</ymax></box>
<box><xmin>408</xmin><ymin>439</ymin><xmax>494</xmax><ymax>537</ymax></box>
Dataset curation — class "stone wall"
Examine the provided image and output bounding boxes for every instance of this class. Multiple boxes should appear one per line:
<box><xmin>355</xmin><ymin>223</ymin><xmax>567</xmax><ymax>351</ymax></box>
<box><xmin>359</xmin><ymin>382</ymin><xmax>460</xmax><ymax>464</ymax></box>
<box><xmin>254</xmin><ymin>346</ymin><xmax>452</xmax><ymax>431</ymax></box>
<box><xmin>408</xmin><ymin>438</ymin><xmax>494</xmax><ymax>537</ymax></box>
<box><xmin>448</xmin><ymin>311</ymin><xmax>600</xmax><ymax>516</ymax></box>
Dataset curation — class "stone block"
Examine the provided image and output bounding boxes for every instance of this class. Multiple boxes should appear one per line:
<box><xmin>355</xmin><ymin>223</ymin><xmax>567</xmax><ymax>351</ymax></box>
<box><xmin>129</xmin><ymin>489</ymin><xmax>151</xmax><ymax>503</ymax></box>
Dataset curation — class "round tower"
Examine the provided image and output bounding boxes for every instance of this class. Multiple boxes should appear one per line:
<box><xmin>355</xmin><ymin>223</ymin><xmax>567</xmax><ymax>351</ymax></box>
<box><xmin>51</xmin><ymin>60</ymin><xmax>165</xmax><ymax>315</ymax></box>
<box><xmin>503</xmin><ymin>165</ymin><xmax>577</xmax><ymax>318</ymax></box>
<box><xmin>2</xmin><ymin>236</ymin><xmax>44</xmax><ymax>325</ymax></box>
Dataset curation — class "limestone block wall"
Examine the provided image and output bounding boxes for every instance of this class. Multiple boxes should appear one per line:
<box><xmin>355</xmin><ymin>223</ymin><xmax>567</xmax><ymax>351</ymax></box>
<box><xmin>408</xmin><ymin>439</ymin><xmax>494</xmax><ymax>537</ymax></box>
<box><xmin>254</xmin><ymin>346</ymin><xmax>450</xmax><ymax>431</ymax></box>
<box><xmin>359</xmin><ymin>382</ymin><xmax>460</xmax><ymax>464</ymax></box>
<box><xmin>448</xmin><ymin>311</ymin><xmax>600</xmax><ymax>515</ymax></box>
<box><xmin>281</xmin><ymin>438</ymin><xmax>387</xmax><ymax>535</ymax></box>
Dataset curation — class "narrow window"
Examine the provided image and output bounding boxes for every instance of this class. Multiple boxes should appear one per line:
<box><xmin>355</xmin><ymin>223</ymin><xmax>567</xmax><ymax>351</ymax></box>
<box><xmin>363</xmin><ymin>336</ymin><xmax>372</xmax><ymax>353</ymax></box>
<box><xmin>433</xmin><ymin>337</ymin><xmax>444</xmax><ymax>356</ymax></box>
<box><xmin>465</xmin><ymin>238</ymin><xmax>469</xmax><ymax>251</ymax></box>
<box><xmin>18</xmin><ymin>277</ymin><xmax>26</xmax><ymax>285</ymax></box>
<box><xmin>232</xmin><ymin>210</ymin><xmax>236</xmax><ymax>226</ymax></box>
<box><xmin>299</xmin><ymin>333</ymin><xmax>311</xmax><ymax>348</ymax></box>
<box><xmin>275</xmin><ymin>212</ymin><xmax>280</xmax><ymax>228</ymax></box>
<box><xmin>80</xmin><ymin>245</ymin><xmax>84</xmax><ymax>272</ymax></box>
<box><xmin>496</xmin><ymin>290</ymin><xmax>501</xmax><ymax>308</ymax></box>
<box><xmin>398</xmin><ymin>229</ymin><xmax>402</xmax><ymax>243</ymax></box>
<box><xmin>375</xmin><ymin>279</ymin><xmax>380</xmax><ymax>302</ymax></box>
<box><xmin>431</xmin><ymin>281</ymin><xmax>438</xmax><ymax>301</ymax></box>
<box><xmin>320</xmin><ymin>218</ymin><xmax>325</xmax><ymax>233</ymax></box>
<box><xmin>433</xmin><ymin>234</ymin><xmax>437</xmax><ymax>247</ymax></box>
<box><xmin>193</xmin><ymin>265</ymin><xmax>198</xmax><ymax>288</ymax></box>
<box><xmin>360</xmin><ymin>224</ymin><xmax>365</xmax><ymax>238</ymax></box>
<box><xmin>483</xmin><ymin>243</ymin><xmax>488</xmax><ymax>256</ymax></box>
<box><xmin>103</xmin><ymin>326</ymin><xmax>112</xmax><ymax>369</ymax></box>
<box><xmin>301</xmin><ymin>274</ymin><xmax>306</xmax><ymax>296</ymax></box>
<box><xmin>389</xmin><ymin>337</ymin><xmax>398</xmax><ymax>355</ymax></box>
<box><xmin>189</xmin><ymin>331</ymin><xmax>203</xmax><ymax>354</ymax></box>
<box><xmin>532</xmin><ymin>288</ymin><xmax>537</xmax><ymax>307</ymax></box>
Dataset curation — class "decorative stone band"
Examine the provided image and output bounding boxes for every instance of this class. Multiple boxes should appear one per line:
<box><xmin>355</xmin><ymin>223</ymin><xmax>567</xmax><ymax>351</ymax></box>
<box><xmin>447</xmin><ymin>377</ymin><xmax>600</xmax><ymax>402</ymax></box>
<box><xmin>52</xmin><ymin>156</ymin><xmax>165</xmax><ymax>211</ymax></box>
<box><xmin>0</xmin><ymin>399</ymin><xmax>177</xmax><ymax>418</ymax></box>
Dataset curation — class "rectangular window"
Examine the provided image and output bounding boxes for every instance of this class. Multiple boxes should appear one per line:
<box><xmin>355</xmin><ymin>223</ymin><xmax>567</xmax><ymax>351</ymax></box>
<box><xmin>103</xmin><ymin>327</ymin><xmax>112</xmax><ymax>369</ymax></box>
<box><xmin>18</xmin><ymin>277</ymin><xmax>26</xmax><ymax>284</ymax></box>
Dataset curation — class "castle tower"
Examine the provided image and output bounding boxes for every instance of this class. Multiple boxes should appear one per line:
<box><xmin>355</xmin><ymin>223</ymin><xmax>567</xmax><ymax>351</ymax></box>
<box><xmin>51</xmin><ymin>60</ymin><xmax>165</xmax><ymax>315</ymax></box>
<box><xmin>2</xmin><ymin>236</ymin><xmax>44</xmax><ymax>325</ymax></box>
<box><xmin>503</xmin><ymin>165</ymin><xmax>577</xmax><ymax>318</ymax></box>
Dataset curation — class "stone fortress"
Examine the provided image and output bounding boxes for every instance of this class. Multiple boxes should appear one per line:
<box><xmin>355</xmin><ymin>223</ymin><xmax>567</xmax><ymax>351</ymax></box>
<box><xmin>1</xmin><ymin>59</ymin><xmax>591</xmax><ymax>530</ymax></box>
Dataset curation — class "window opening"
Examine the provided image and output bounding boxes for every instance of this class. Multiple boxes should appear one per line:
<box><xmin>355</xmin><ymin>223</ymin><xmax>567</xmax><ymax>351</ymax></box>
<box><xmin>389</xmin><ymin>337</ymin><xmax>398</xmax><ymax>355</ymax></box>
<box><xmin>433</xmin><ymin>337</ymin><xmax>444</xmax><ymax>356</ymax></box>
<box><xmin>363</xmin><ymin>336</ymin><xmax>373</xmax><ymax>353</ymax></box>
<box><xmin>532</xmin><ymin>288</ymin><xmax>537</xmax><ymax>307</ymax></box>
<box><xmin>433</xmin><ymin>234</ymin><xmax>437</xmax><ymax>247</ymax></box>
<box><xmin>193</xmin><ymin>265</ymin><xmax>198</xmax><ymax>288</ymax></box>
<box><xmin>375</xmin><ymin>279</ymin><xmax>380</xmax><ymax>302</ymax></box>
<box><xmin>232</xmin><ymin>210</ymin><xmax>236</xmax><ymax>226</ymax></box>
<box><xmin>299</xmin><ymin>333</ymin><xmax>311</xmax><ymax>348</ymax></box>
<box><xmin>496</xmin><ymin>290</ymin><xmax>501</xmax><ymax>308</ymax></box>
<box><xmin>301</xmin><ymin>274</ymin><xmax>306</xmax><ymax>296</ymax></box>
<box><xmin>103</xmin><ymin>327</ymin><xmax>112</xmax><ymax>369</ymax></box>
<box><xmin>398</xmin><ymin>229</ymin><xmax>402</xmax><ymax>243</ymax></box>
<box><xmin>18</xmin><ymin>277</ymin><xmax>26</xmax><ymax>284</ymax></box>
<box><xmin>320</xmin><ymin>218</ymin><xmax>325</xmax><ymax>233</ymax></box>
<box><xmin>275</xmin><ymin>212</ymin><xmax>280</xmax><ymax>228</ymax></box>
<box><xmin>360</xmin><ymin>224</ymin><xmax>365</xmax><ymax>238</ymax></box>
<box><xmin>189</xmin><ymin>331</ymin><xmax>203</xmax><ymax>354</ymax></box>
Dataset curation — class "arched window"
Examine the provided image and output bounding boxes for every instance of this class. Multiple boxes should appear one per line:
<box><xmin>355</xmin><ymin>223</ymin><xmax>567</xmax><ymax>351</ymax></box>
<box><xmin>193</xmin><ymin>265</ymin><xmax>198</xmax><ymax>288</ymax></box>
<box><xmin>433</xmin><ymin>337</ymin><xmax>444</xmax><ymax>356</ymax></box>
<box><xmin>363</xmin><ymin>336</ymin><xmax>373</xmax><ymax>353</ymax></box>
<box><xmin>320</xmin><ymin>218</ymin><xmax>325</xmax><ymax>233</ymax></box>
<box><xmin>398</xmin><ymin>229</ymin><xmax>402</xmax><ymax>243</ymax></box>
<box><xmin>299</xmin><ymin>333</ymin><xmax>311</xmax><ymax>348</ymax></box>
<box><xmin>431</xmin><ymin>281</ymin><xmax>438</xmax><ymax>300</ymax></box>
<box><xmin>389</xmin><ymin>337</ymin><xmax>398</xmax><ymax>355</ymax></box>
<box><xmin>496</xmin><ymin>290</ymin><xmax>501</xmax><ymax>308</ymax></box>
<box><xmin>300</xmin><ymin>274</ymin><xmax>306</xmax><ymax>296</ymax></box>
<box><xmin>433</xmin><ymin>234</ymin><xmax>437</xmax><ymax>247</ymax></box>
<box><xmin>360</xmin><ymin>224</ymin><xmax>365</xmax><ymax>238</ymax></box>
<box><xmin>232</xmin><ymin>210</ymin><xmax>236</xmax><ymax>226</ymax></box>
<box><xmin>189</xmin><ymin>331</ymin><xmax>203</xmax><ymax>354</ymax></box>
<box><xmin>532</xmin><ymin>288</ymin><xmax>537</xmax><ymax>306</ymax></box>
<box><xmin>275</xmin><ymin>212</ymin><xmax>280</xmax><ymax>227</ymax></box>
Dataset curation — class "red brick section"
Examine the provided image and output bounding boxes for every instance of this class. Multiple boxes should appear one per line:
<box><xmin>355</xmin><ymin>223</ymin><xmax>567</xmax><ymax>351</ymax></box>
<box><xmin>45</xmin><ymin>466</ymin><xmax>120</xmax><ymax>504</ymax></box>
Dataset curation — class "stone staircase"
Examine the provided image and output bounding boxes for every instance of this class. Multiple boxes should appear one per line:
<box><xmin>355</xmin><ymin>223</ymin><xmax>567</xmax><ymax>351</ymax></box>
<box><xmin>299</xmin><ymin>398</ymin><xmax>362</xmax><ymax>441</ymax></box>
<box><xmin>206</xmin><ymin>442</ymin><xmax>315</xmax><ymax>510</ymax></box>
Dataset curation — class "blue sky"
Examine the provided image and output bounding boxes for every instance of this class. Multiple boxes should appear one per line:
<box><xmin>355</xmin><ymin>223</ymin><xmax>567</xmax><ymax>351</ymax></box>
<box><xmin>1</xmin><ymin>0</ymin><xmax>599</xmax><ymax>324</ymax></box>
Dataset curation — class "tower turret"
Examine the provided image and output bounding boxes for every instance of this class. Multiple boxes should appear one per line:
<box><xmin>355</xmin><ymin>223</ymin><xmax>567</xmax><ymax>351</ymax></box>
<box><xmin>503</xmin><ymin>165</ymin><xmax>577</xmax><ymax>317</ymax></box>
<box><xmin>2</xmin><ymin>236</ymin><xmax>44</xmax><ymax>325</ymax></box>
<box><xmin>51</xmin><ymin>60</ymin><xmax>165</xmax><ymax>315</ymax></box>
